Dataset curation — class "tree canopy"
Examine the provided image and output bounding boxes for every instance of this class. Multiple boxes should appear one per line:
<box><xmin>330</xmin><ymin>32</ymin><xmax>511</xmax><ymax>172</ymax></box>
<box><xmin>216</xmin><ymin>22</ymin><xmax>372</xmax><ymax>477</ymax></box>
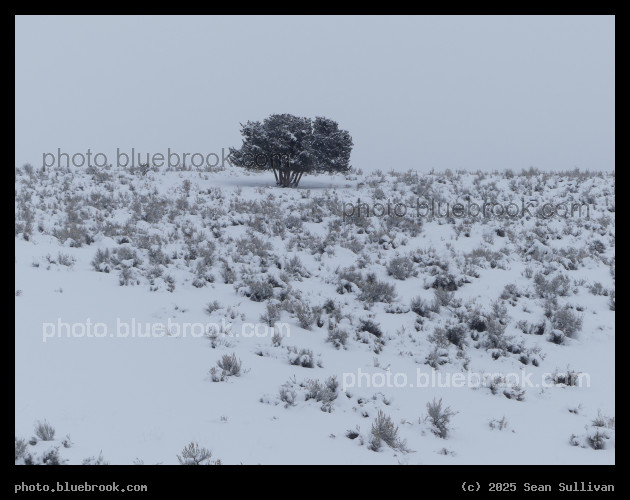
<box><xmin>229</xmin><ymin>114</ymin><xmax>353</xmax><ymax>187</ymax></box>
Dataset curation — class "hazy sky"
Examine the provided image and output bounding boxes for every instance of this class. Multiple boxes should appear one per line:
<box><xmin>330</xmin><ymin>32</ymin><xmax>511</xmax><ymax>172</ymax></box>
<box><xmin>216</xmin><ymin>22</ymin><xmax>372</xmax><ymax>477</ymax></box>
<box><xmin>15</xmin><ymin>15</ymin><xmax>614</xmax><ymax>172</ymax></box>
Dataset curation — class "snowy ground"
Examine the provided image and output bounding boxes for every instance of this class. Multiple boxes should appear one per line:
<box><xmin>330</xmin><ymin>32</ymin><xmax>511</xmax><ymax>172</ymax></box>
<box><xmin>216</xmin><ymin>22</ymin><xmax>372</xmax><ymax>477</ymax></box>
<box><xmin>15</xmin><ymin>164</ymin><xmax>615</xmax><ymax>464</ymax></box>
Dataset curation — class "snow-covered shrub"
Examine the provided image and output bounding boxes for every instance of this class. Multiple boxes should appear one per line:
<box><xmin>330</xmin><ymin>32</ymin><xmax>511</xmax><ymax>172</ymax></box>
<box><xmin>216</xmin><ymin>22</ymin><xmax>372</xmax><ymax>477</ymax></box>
<box><xmin>62</xmin><ymin>435</ymin><xmax>73</xmax><ymax>448</ymax></box>
<box><xmin>288</xmin><ymin>347</ymin><xmax>315</xmax><ymax>368</ymax></box>
<box><xmin>260</xmin><ymin>300</ymin><xmax>281</xmax><ymax>327</ymax></box>
<box><xmin>548</xmin><ymin>328</ymin><xmax>567</xmax><ymax>345</ymax></box>
<box><xmin>118</xmin><ymin>267</ymin><xmax>138</xmax><ymax>286</ymax></box>
<box><xmin>326</xmin><ymin>324</ymin><xmax>349</xmax><ymax>349</ymax></box>
<box><xmin>41</xmin><ymin>447</ymin><xmax>64</xmax><ymax>465</ymax></box>
<box><xmin>140</xmin><ymin>195</ymin><xmax>168</xmax><ymax>224</ymax></box>
<box><xmin>284</xmin><ymin>255</ymin><xmax>310</xmax><ymax>280</ymax></box>
<box><xmin>534</xmin><ymin>272</ymin><xmax>571</xmax><ymax>298</ymax></box>
<box><xmin>56</xmin><ymin>252</ymin><xmax>75</xmax><ymax>267</ymax></box>
<box><xmin>111</xmin><ymin>246</ymin><xmax>142</xmax><ymax>267</ymax></box>
<box><xmin>410</xmin><ymin>296</ymin><xmax>430</xmax><ymax>317</ymax></box>
<box><xmin>548</xmin><ymin>367</ymin><xmax>583</xmax><ymax>386</ymax></box>
<box><xmin>358</xmin><ymin>273</ymin><xmax>396</xmax><ymax>304</ymax></box>
<box><xmin>432</xmin><ymin>274</ymin><xmax>459</xmax><ymax>291</ymax></box>
<box><xmin>500</xmin><ymin>283</ymin><xmax>522</xmax><ymax>301</ymax></box>
<box><xmin>322</xmin><ymin>298</ymin><xmax>337</xmax><ymax>315</ymax></box>
<box><xmin>205</xmin><ymin>300</ymin><xmax>222</xmax><ymax>315</ymax></box>
<box><xmin>147</xmin><ymin>247</ymin><xmax>171</xmax><ymax>266</ymax></box>
<box><xmin>91</xmin><ymin>248</ymin><xmax>111</xmax><ymax>272</ymax></box>
<box><xmin>587</xmin><ymin>429</ymin><xmax>609</xmax><ymax>450</ymax></box>
<box><xmin>608</xmin><ymin>289</ymin><xmax>615</xmax><ymax>311</ymax></box>
<box><xmin>294</xmin><ymin>301</ymin><xmax>315</xmax><ymax>329</ymax></box>
<box><xmin>591</xmin><ymin>410</ymin><xmax>615</xmax><ymax>430</ymax></box>
<box><xmin>433</xmin><ymin>287</ymin><xmax>454</xmax><ymax>308</ymax></box>
<box><xmin>370</xmin><ymin>410</ymin><xmax>402</xmax><ymax>450</ymax></box>
<box><xmin>235</xmin><ymin>234</ymin><xmax>272</xmax><ymax>262</ymax></box>
<box><xmin>385</xmin><ymin>303</ymin><xmax>410</xmax><ymax>314</ymax></box>
<box><xmin>34</xmin><ymin>420</ymin><xmax>55</xmax><ymax>441</ymax></box>
<box><xmin>486</xmin><ymin>376</ymin><xmax>525</xmax><ymax>401</ymax></box>
<box><xmin>196</xmin><ymin>241</ymin><xmax>216</xmax><ymax>266</ymax></box>
<box><xmin>468</xmin><ymin>312</ymin><xmax>487</xmax><ymax>333</ymax></box>
<box><xmin>209</xmin><ymin>368</ymin><xmax>226</xmax><ymax>382</ymax></box>
<box><xmin>426</xmin><ymin>398</ymin><xmax>457</xmax><ymax>438</ymax></box>
<box><xmin>283</xmin><ymin>215</ymin><xmax>303</xmax><ymax>232</ymax></box>
<box><xmin>590</xmin><ymin>239</ymin><xmax>606</xmax><ymax>255</ymax></box>
<box><xmin>216</xmin><ymin>353</ymin><xmax>242</xmax><ymax>377</ymax></box>
<box><xmin>588</xmin><ymin>282</ymin><xmax>607</xmax><ymax>296</ymax></box>
<box><xmin>82</xmin><ymin>451</ymin><xmax>109</xmax><ymax>465</ymax></box>
<box><xmin>445</xmin><ymin>324</ymin><xmax>467</xmax><ymax>348</ymax></box>
<box><xmin>358</xmin><ymin>319</ymin><xmax>383</xmax><ymax>338</ymax></box>
<box><xmin>305</xmin><ymin>376</ymin><xmax>338</xmax><ymax>412</ymax></box>
<box><xmin>245</xmin><ymin>277</ymin><xmax>274</xmax><ymax>302</ymax></box>
<box><xmin>336</xmin><ymin>267</ymin><xmax>362</xmax><ymax>294</ymax></box>
<box><xmin>550</xmin><ymin>306</ymin><xmax>582</xmax><ymax>339</ymax></box>
<box><xmin>322</xmin><ymin>299</ymin><xmax>343</xmax><ymax>322</ymax></box>
<box><xmin>503</xmin><ymin>384</ymin><xmax>525</xmax><ymax>401</ymax></box>
<box><xmin>570</xmin><ymin>411</ymin><xmax>615</xmax><ymax>450</ymax></box>
<box><xmin>53</xmin><ymin>222</ymin><xmax>90</xmax><ymax>247</ymax></box>
<box><xmin>278</xmin><ymin>385</ymin><xmax>297</xmax><ymax>407</ymax></box>
<box><xmin>425</xmin><ymin>346</ymin><xmax>449</xmax><ymax>369</ymax></box>
<box><xmin>15</xmin><ymin>437</ymin><xmax>27</xmax><ymax>462</ymax></box>
<box><xmin>515</xmin><ymin>319</ymin><xmax>545</xmax><ymax>336</ymax></box>
<box><xmin>482</xmin><ymin>317</ymin><xmax>509</xmax><ymax>354</ymax></box>
<box><xmin>345</xmin><ymin>428</ymin><xmax>360</xmax><ymax>440</ymax></box>
<box><xmin>177</xmin><ymin>442</ymin><xmax>221</xmax><ymax>465</ymax></box>
<box><xmin>386</xmin><ymin>256</ymin><xmax>415</xmax><ymax>280</ymax></box>
<box><xmin>220</xmin><ymin>261</ymin><xmax>236</xmax><ymax>284</ymax></box>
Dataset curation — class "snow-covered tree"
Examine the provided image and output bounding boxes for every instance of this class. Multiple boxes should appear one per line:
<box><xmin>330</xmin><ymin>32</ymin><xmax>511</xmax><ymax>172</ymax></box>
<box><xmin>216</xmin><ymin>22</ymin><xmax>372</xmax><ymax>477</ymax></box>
<box><xmin>229</xmin><ymin>114</ymin><xmax>352</xmax><ymax>187</ymax></box>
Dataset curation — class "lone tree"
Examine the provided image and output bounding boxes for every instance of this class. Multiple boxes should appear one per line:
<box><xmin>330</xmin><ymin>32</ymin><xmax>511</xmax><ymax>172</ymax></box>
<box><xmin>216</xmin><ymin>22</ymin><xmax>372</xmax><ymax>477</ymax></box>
<box><xmin>229</xmin><ymin>114</ymin><xmax>353</xmax><ymax>188</ymax></box>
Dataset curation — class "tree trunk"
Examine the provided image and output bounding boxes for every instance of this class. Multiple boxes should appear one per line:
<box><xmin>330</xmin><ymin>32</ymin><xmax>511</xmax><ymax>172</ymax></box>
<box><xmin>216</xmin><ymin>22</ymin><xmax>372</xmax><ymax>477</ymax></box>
<box><xmin>274</xmin><ymin>167</ymin><xmax>303</xmax><ymax>188</ymax></box>
<box><xmin>289</xmin><ymin>170</ymin><xmax>298</xmax><ymax>187</ymax></box>
<box><xmin>271</xmin><ymin>157</ymin><xmax>280</xmax><ymax>185</ymax></box>
<box><xmin>281</xmin><ymin>169</ymin><xmax>290</xmax><ymax>187</ymax></box>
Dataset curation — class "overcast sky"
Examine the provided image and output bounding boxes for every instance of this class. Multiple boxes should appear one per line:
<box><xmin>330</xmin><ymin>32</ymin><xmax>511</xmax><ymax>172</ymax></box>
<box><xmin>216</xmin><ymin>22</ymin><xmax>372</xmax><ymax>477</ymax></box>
<box><xmin>15</xmin><ymin>15</ymin><xmax>614</xmax><ymax>173</ymax></box>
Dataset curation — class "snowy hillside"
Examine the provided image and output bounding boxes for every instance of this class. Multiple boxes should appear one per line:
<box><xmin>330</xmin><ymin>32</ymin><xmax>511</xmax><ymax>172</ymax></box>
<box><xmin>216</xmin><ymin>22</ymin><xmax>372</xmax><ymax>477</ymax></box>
<box><xmin>15</xmin><ymin>163</ymin><xmax>615</xmax><ymax>465</ymax></box>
